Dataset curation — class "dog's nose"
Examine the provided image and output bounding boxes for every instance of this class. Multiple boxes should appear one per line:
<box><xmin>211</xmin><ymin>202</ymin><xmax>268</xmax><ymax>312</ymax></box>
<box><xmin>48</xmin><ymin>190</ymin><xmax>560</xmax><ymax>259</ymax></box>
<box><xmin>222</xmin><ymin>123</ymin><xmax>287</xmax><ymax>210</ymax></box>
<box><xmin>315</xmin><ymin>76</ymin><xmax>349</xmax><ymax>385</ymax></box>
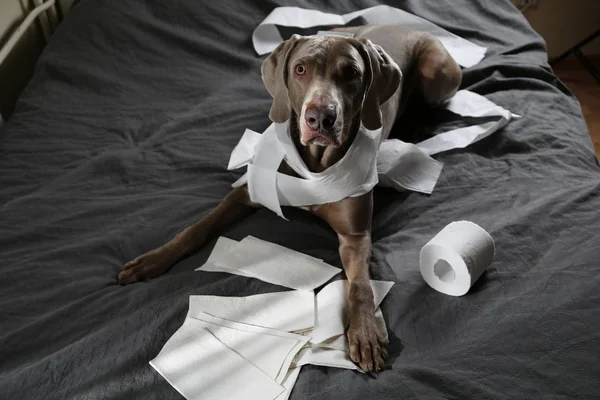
<box><xmin>305</xmin><ymin>106</ymin><xmax>337</xmax><ymax>131</ymax></box>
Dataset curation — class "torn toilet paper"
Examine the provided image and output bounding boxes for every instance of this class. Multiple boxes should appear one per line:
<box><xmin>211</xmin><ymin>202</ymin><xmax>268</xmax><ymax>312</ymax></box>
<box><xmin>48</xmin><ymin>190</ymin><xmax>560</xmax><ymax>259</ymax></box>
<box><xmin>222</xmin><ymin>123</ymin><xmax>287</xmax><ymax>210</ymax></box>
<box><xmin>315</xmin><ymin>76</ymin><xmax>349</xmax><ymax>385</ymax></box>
<box><xmin>197</xmin><ymin>235</ymin><xmax>237</xmax><ymax>269</ymax></box>
<box><xmin>197</xmin><ymin>235</ymin><xmax>341</xmax><ymax>291</ymax></box>
<box><xmin>376</xmin><ymin>140</ymin><xmax>443</xmax><ymax>194</ymax></box>
<box><xmin>415</xmin><ymin>90</ymin><xmax>521</xmax><ymax>156</ymax></box>
<box><xmin>252</xmin><ymin>5</ymin><xmax>487</xmax><ymax>68</ymax></box>
<box><xmin>188</xmin><ymin>289</ymin><xmax>315</xmax><ymax>333</ymax></box>
<box><xmin>149</xmin><ymin>318</ymin><xmax>285</xmax><ymax>400</ymax></box>
<box><xmin>292</xmin><ymin>345</ymin><xmax>358</xmax><ymax>370</ymax></box>
<box><xmin>194</xmin><ymin>236</ymin><xmax>395</xmax><ymax>356</ymax></box>
<box><xmin>275</xmin><ymin>367</ymin><xmax>301</xmax><ymax>400</ymax></box>
<box><xmin>157</xmin><ymin>232</ymin><xmax>396</xmax><ymax>400</ymax></box>
<box><xmin>280</xmin><ymin>340</ymin><xmax>374</xmax><ymax>399</ymax></box>
<box><xmin>157</xmin><ymin>283</ymin><xmax>394</xmax><ymax>400</ymax></box>
<box><xmin>187</xmin><ymin>312</ymin><xmax>309</xmax><ymax>383</ymax></box>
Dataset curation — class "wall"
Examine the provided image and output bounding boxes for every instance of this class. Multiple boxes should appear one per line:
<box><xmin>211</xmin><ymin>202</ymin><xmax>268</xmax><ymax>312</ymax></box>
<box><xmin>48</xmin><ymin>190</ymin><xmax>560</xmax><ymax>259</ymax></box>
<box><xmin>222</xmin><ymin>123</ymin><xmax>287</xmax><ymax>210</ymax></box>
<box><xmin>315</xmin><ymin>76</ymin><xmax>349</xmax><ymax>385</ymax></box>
<box><xmin>520</xmin><ymin>0</ymin><xmax>600</xmax><ymax>59</ymax></box>
<box><xmin>0</xmin><ymin>0</ymin><xmax>48</xmax><ymax>119</ymax></box>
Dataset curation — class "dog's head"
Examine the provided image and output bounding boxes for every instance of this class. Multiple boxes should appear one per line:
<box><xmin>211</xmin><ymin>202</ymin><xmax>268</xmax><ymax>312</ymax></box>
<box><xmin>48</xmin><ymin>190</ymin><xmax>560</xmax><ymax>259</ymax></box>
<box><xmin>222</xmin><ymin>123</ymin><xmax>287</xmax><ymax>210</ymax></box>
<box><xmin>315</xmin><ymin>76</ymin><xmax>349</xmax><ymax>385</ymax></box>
<box><xmin>261</xmin><ymin>34</ymin><xmax>402</xmax><ymax>148</ymax></box>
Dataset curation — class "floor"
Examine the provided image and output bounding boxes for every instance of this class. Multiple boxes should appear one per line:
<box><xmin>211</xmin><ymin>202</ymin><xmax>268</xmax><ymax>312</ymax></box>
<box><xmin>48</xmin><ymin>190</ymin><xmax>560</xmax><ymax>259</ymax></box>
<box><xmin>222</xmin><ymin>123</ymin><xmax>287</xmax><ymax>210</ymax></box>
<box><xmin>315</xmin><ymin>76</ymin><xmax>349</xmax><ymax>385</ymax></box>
<box><xmin>552</xmin><ymin>55</ymin><xmax>600</xmax><ymax>157</ymax></box>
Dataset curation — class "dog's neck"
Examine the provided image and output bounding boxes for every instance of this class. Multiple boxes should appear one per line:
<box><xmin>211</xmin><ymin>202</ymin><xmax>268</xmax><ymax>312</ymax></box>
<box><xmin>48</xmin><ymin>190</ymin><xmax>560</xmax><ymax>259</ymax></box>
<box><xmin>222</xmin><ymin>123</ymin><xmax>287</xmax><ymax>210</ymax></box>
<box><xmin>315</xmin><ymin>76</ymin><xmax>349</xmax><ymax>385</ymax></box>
<box><xmin>290</xmin><ymin>112</ymin><xmax>361</xmax><ymax>173</ymax></box>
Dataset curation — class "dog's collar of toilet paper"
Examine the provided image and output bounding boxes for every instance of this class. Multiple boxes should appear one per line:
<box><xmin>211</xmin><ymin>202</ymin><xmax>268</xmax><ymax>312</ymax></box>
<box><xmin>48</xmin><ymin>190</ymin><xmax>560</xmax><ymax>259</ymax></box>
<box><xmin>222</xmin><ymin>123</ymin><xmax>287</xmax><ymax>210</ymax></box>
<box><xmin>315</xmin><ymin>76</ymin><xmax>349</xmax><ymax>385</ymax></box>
<box><xmin>229</xmin><ymin>120</ymin><xmax>382</xmax><ymax>219</ymax></box>
<box><xmin>227</xmin><ymin>90</ymin><xmax>520</xmax><ymax>219</ymax></box>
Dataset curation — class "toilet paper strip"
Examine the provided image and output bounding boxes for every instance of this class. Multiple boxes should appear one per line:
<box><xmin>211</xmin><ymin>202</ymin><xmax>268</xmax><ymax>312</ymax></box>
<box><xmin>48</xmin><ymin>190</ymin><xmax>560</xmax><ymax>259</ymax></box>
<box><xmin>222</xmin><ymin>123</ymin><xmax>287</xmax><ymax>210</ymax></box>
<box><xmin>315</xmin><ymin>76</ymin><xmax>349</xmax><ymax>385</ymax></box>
<box><xmin>273</xmin><ymin>120</ymin><xmax>381</xmax><ymax>207</ymax></box>
<box><xmin>420</xmin><ymin>220</ymin><xmax>495</xmax><ymax>296</ymax></box>
<box><xmin>188</xmin><ymin>312</ymin><xmax>309</xmax><ymax>383</ymax></box>
<box><xmin>228</xmin><ymin>90</ymin><xmax>519</xmax><ymax>218</ymax></box>
<box><xmin>197</xmin><ymin>235</ymin><xmax>341</xmax><ymax>291</ymax></box>
<box><xmin>149</xmin><ymin>318</ymin><xmax>284</xmax><ymax>400</ymax></box>
<box><xmin>188</xmin><ymin>290</ymin><xmax>315</xmax><ymax>333</ymax></box>
<box><xmin>248</xmin><ymin>123</ymin><xmax>288</xmax><ymax>218</ymax></box>
<box><xmin>252</xmin><ymin>5</ymin><xmax>487</xmax><ymax>68</ymax></box>
<box><xmin>232</xmin><ymin>120</ymin><xmax>381</xmax><ymax>217</ymax></box>
<box><xmin>196</xmin><ymin>236</ymin><xmax>238</xmax><ymax>270</ymax></box>
<box><xmin>274</xmin><ymin>367</ymin><xmax>302</xmax><ymax>400</ymax></box>
<box><xmin>228</xmin><ymin>129</ymin><xmax>263</xmax><ymax>170</ymax></box>
<box><xmin>310</xmin><ymin>280</ymin><xmax>394</xmax><ymax>343</ymax></box>
<box><xmin>292</xmin><ymin>345</ymin><xmax>359</xmax><ymax>371</ymax></box>
<box><xmin>197</xmin><ymin>236</ymin><xmax>324</xmax><ymax>271</ymax></box>
<box><xmin>317</xmin><ymin>334</ymin><xmax>349</xmax><ymax>353</ymax></box>
<box><xmin>415</xmin><ymin>90</ymin><xmax>521</xmax><ymax>156</ymax></box>
<box><xmin>377</xmin><ymin>140</ymin><xmax>443</xmax><ymax>194</ymax></box>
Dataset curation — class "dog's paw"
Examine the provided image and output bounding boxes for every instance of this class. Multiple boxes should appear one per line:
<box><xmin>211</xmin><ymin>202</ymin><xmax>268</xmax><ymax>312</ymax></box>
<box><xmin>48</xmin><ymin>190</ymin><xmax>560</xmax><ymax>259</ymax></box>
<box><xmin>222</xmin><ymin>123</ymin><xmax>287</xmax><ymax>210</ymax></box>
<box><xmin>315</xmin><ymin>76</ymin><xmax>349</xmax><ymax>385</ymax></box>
<box><xmin>347</xmin><ymin>312</ymin><xmax>388</xmax><ymax>372</ymax></box>
<box><xmin>118</xmin><ymin>248</ymin><xmax>174</xmax><ymax>285</ymax></box>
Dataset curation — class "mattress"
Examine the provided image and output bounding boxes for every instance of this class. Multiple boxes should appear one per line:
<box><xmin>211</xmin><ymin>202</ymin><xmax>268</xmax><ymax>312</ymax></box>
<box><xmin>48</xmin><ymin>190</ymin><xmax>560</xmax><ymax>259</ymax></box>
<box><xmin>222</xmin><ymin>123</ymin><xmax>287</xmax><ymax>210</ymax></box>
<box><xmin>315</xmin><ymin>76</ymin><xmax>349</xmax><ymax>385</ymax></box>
<box><xmin>1</xmin><ymin>0</ymin><xmax>599</xmax><ymax>399</ymax></box>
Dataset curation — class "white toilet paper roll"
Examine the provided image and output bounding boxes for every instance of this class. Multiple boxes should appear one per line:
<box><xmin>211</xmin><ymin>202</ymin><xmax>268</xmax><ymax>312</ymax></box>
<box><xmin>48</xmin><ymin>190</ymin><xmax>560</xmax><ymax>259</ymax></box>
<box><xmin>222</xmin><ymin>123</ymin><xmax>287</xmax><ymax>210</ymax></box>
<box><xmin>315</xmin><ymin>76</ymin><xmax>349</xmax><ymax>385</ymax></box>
<box><xmin>419</xmin><ymin>221</ymin><xmax>495</xmax><ymax>296</ymax></box>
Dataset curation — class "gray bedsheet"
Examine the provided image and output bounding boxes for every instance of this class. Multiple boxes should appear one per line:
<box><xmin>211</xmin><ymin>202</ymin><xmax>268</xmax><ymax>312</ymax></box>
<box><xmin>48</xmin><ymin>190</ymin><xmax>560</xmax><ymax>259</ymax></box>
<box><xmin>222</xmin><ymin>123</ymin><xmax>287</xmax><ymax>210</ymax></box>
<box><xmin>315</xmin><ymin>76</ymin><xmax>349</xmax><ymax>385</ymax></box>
<box><xmin>1</xmin><ymin>0</ymin><xmax>599</xmax><ymax>399</ymax></box>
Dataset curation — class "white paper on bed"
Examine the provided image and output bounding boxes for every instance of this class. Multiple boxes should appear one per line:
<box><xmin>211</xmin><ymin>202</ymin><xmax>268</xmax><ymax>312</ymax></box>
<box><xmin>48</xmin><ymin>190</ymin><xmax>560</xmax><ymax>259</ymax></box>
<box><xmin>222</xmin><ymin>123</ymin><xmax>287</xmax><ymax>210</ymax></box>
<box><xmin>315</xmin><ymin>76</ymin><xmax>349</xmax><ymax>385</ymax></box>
<box><xmin>376</xmin><ymin>140</ymin><xmax>443</xmax><ymax>194</ymax></box>
<box><xmin>274</xmin><ymin>367</ymin><xmax>302</xmax><ymax>400</ymax></box>
<box><xmin>252</xmin><ymin>5</ymin><xmax>487</xmax><ymax>68</ymax></box>
<box><xmin>187</xmin><ymin>290</ymin><xmax>315</xmax><ymax>333</ymax></box>
<box><xmin>188</xmin><ymin>311</ymin><xmax>309</xmax><ymax>383</ymax></box>
<box><xmin>292</xmin><ymin>345</ymin><xmax>359</xmax><ymax>371</ymax></box>
<box><xmin>196</xmin><ymin>235</ymin><xmax>323</xmax><ymax>272</ymax></box>
<box><xmin>195</xmin><ymin>236</ymin><xmax>238</xmax><ymax>270</ymax></box>
<box><xmin>149</xmin><ymin>318</ymin><xmax>284</xmax><ymax>400</ymax></box>
<box><xmin>248</xmin><ymin>121</ymin><xmax>289</xmax><ymax>217</ymax></box>
<box><xmin>228</xmin><ymin>89</ymin><xmax>519</xmax><ymax>218</ymax></box>
<box><xmin>197</xmin><ymin>235</ymin><xmax>341</xmax><ymax>291</ymax></box>
<box><xmin>228</xmin><ymin>129</ymin><xmax>263</xmax><ymax>170</ymax></box>
<box><xmin>416</xmin><ymin>89</ymin><xmax>521</xmax><ymax>155</ymax></box>
<box><xmin>310</xmin><ymin>280</ymin><xmax>394</xmax><ymax>344</ymax></box>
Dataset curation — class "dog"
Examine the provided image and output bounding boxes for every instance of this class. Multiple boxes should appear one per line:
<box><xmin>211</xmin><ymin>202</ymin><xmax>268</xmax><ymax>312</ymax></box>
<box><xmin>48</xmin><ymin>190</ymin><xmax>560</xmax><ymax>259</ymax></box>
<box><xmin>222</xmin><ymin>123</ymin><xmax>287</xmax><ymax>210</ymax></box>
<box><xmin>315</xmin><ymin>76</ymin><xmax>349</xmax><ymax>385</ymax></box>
<box><xmin>118</xmin><ymin>24</ymin><xmax>462</xmax><ymax>373</ymax></box>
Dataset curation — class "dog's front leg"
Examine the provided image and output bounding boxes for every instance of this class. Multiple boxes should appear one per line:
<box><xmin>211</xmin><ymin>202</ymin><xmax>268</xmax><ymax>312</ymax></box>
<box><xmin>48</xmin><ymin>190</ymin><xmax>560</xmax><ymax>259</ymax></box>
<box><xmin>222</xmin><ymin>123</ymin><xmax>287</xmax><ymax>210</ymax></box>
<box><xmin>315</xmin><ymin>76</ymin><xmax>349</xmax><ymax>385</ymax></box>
<box><xmin>118</xmin><ymin>186</ymin><xmax>259</xmax><ymax>285</ymax></box>
<box><xmin>313</xmin><ymin>192</ymin><xmax>387</xmax><ymax>372</ymax></box>
<box><xmin>339</xmin><ymin>232</ymin><xmax>388</xmax><ymax>372</ymax></box>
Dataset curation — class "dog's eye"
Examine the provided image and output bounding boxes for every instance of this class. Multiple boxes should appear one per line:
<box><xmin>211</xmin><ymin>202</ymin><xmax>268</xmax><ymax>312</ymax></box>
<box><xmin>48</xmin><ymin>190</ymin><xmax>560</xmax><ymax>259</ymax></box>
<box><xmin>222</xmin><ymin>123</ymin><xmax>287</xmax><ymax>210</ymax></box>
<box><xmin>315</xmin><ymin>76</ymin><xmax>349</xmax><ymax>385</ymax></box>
<box><xmin>295</xmin><ymin>64</ymin><xmax>306</xmax><ymax>75</ymax></box>
<box><xmin>343</xmin><ymin>66</ymin><xmax>358</xmax><ymax>79</ymax></box>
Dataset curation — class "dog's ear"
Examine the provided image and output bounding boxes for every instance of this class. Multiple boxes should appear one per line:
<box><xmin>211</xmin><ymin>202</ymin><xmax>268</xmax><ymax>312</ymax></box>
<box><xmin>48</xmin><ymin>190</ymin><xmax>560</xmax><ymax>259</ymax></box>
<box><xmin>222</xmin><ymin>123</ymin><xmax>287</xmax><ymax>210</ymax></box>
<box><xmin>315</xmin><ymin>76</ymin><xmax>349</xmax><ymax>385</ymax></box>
<box><xmin>261</xmin><ymin>35</ymin><xmax>303</xmax><ymax>123</ymax></box>
<box><xmin>356</xmin><ymin>39</ymin><xmax>402</xmax><ymax>130</ymax></box>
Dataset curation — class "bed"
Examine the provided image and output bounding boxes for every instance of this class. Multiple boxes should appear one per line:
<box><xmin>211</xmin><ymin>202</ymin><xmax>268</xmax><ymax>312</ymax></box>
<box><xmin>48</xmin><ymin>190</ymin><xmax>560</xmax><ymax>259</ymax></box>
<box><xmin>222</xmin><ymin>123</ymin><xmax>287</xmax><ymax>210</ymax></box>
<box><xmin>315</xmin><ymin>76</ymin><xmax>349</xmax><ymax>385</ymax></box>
<box><xmin>1</xmin><ymin>0</ymin><xmax>599</xmax><ymax>399</ymax></box>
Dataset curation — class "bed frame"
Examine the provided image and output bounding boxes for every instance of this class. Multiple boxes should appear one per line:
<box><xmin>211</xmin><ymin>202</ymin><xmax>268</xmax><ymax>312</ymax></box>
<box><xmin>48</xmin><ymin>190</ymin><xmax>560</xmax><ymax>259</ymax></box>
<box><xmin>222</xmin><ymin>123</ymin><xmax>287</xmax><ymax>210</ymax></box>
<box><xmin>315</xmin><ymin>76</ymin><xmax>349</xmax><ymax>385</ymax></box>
<box><xmin>0</xmin><ymin>0</ymin><xmax>62</xmax><ymax>125</ymax></box>
<box><xmin>0</xmin><ymin>0</ymin><xmax>59</xmax><ymax>68</ymax></box>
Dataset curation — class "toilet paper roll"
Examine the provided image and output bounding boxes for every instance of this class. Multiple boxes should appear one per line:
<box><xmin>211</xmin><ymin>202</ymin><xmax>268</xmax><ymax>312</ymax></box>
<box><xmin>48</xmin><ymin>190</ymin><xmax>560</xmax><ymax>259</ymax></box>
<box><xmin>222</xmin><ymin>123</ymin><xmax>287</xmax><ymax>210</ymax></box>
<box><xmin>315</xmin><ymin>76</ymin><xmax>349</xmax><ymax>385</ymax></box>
<box><xmin>419</xmin><ymin>221</ymin><xmax>495</xmax><ymax>296</ymax></box>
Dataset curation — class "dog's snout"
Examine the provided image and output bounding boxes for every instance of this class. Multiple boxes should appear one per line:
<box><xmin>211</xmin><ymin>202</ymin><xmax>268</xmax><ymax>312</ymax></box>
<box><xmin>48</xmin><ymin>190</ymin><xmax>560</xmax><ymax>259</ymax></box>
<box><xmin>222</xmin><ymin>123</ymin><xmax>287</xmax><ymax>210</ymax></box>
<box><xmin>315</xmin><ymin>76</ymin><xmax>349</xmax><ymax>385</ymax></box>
<box><xmin>304</xmin><ymin>106</ymin><xmax>337</xmax><ymax>132</ymax></box>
